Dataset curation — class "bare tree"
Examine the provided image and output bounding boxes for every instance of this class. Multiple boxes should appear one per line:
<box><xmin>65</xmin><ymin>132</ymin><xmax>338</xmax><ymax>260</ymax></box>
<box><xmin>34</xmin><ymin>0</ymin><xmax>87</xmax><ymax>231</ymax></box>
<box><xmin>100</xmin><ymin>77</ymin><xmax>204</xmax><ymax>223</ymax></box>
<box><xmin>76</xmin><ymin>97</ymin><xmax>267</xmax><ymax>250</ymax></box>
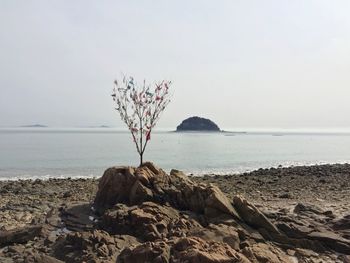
<box><xmin>112</xmin><ymin>76</ymin><xmax>171</xmax><ymax>166</ymax></box>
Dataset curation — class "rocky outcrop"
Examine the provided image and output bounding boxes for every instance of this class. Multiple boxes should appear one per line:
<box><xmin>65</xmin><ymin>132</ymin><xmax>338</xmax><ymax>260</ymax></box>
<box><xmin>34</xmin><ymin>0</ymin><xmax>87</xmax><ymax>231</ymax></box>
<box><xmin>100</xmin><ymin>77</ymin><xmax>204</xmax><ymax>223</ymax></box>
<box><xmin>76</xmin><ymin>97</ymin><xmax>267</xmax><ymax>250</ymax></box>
<box><xmin>176</xmin><ymin>116</ymin><xmax>221</xmax><ymax>132</ymax></box>
<box><xmin>94</xmin><ymin>162</ymin><xmax>241</xmax><ymax>220</ymax></box>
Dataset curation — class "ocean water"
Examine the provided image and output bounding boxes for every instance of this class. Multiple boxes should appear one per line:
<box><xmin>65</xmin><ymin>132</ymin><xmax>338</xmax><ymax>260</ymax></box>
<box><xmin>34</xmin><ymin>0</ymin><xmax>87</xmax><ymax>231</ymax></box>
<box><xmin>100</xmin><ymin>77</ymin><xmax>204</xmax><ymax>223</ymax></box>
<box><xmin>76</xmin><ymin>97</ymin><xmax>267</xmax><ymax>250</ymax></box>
<box><xmin>1</xmin><ymin>128</ymin><xmax>350</xmax><ymax>180</ymax></box>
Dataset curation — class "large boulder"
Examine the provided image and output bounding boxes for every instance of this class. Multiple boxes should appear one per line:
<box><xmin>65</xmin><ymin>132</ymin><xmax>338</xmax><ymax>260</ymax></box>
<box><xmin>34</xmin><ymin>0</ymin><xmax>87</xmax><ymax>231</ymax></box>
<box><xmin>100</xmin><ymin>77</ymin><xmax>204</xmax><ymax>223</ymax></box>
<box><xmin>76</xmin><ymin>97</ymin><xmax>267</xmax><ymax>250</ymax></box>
<box><xmin>94</xmin><ymin>166</ymin><xmax>137</xmax><ymax>210</ymax></box>
<box><xmin>94</xmin><ymin>163</ymin><xmax>240</xmax><ymax>221</ymax></box>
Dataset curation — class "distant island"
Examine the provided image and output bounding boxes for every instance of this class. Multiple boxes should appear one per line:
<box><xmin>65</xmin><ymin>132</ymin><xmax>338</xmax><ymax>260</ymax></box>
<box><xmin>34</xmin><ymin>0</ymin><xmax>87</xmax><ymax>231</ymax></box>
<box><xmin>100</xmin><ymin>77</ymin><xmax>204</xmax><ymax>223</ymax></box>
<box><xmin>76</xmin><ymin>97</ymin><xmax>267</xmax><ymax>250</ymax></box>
<box><xmin>20</xmin><ymin>124</ymin><xmax>48</xmax><ymax>128</ymax></box>
<box><xmin>87</xmin><ymin>125</ymin><xmax>110</xmax><ymax>128</ymax></box>
<box><xmin>176</xmin><ymin>116</ymin><xmax>221</xmax><ymax>132</ymax></box>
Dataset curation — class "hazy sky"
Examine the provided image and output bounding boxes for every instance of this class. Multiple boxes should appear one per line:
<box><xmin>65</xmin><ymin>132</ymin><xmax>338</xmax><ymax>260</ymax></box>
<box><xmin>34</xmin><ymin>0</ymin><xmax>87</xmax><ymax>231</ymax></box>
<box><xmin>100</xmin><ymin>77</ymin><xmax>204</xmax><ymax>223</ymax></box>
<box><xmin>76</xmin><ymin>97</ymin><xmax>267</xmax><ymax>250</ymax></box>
<box><xmin>1</xmin><ymin>1</ymin><xmax>350</xmax><ymax>130</ymax></box>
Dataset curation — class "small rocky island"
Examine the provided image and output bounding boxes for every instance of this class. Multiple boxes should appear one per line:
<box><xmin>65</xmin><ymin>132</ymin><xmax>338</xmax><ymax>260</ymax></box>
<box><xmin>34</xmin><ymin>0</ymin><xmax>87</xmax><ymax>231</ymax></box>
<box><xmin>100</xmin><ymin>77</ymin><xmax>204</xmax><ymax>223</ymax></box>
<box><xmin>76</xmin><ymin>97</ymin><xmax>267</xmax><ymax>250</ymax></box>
<box><xmin>176</xmin><ymin>116</ymin><xmax>221</xmax><ymax>132</ymax></box>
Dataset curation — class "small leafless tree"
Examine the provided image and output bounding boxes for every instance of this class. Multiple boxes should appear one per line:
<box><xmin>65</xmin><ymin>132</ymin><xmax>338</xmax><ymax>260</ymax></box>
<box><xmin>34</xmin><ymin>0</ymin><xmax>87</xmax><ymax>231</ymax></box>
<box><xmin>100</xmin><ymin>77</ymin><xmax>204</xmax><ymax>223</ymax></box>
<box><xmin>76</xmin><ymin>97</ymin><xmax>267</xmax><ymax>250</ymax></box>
<box><xmin>112</xmin><ymin>76</ymin><xmax>171</xmax><ymax>166</ymax></box>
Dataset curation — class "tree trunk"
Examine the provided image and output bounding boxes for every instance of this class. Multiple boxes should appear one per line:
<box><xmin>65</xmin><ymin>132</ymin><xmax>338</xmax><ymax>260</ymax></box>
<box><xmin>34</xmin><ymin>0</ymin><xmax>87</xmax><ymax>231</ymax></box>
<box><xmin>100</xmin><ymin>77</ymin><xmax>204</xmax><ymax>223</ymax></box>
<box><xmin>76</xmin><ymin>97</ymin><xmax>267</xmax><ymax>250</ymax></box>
<box><xmin>140</xmin><ymin>152</ymin><xmax>143</xmax><ymax>167</ymax></box>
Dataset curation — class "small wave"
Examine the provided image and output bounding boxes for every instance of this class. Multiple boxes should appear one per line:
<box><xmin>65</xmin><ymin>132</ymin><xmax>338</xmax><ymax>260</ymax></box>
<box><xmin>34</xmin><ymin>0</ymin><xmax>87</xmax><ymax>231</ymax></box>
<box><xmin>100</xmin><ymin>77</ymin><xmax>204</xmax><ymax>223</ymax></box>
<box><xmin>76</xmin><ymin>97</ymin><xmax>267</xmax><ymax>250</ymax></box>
<box><xmin>0</xmin><ymin>173</ymin><xmax>99</xmax><ymax>181</ymax></box>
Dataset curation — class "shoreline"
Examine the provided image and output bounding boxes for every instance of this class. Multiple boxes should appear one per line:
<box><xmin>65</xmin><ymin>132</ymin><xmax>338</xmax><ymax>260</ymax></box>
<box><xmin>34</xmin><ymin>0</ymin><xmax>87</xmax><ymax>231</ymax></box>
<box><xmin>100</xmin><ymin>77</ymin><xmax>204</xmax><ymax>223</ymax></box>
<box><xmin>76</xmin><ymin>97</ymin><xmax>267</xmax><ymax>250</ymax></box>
<box><xmin>1</xmin><ymin>162</ymin><xmax>350</xmax><ymax>181</ymax></box>
<box><xmin>1</xmin><ymin>163</ymin><xmax>349</xmax><ymax>229</ymax></box>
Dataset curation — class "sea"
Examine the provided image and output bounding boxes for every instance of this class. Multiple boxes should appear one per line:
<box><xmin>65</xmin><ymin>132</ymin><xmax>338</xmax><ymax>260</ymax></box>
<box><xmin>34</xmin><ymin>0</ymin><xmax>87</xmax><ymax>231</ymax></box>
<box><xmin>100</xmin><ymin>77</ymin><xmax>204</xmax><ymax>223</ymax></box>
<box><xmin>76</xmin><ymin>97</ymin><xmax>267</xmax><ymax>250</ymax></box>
<box><xmin>1</xmin><ymin>128</ymin><xmax>350</xmax><ymax>180</ymax></box>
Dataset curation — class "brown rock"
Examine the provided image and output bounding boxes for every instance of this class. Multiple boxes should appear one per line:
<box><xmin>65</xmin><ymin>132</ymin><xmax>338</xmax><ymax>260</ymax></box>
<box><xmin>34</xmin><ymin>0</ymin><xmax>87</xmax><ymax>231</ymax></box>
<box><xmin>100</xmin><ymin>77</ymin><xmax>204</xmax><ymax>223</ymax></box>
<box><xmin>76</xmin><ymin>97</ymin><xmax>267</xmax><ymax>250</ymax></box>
<box><xmin>332</xmin><ymin>214</ymin><xmax>350</xmax><ymax>230</ymax></box>
<box><xmin>26</xmin><ymin>253</ymin><xmax>64</xmax><ymax>263</ymax></box>
<box><xmin>307</xmin><ymin>231</ymin><xmax>350</xmax><ymax>254</ymax></box>
<box><xmin>242</xmin><ymin>243</ymin><xmax>294</xmax><ymax>263</ymax></box>
<box><xmin>233</xmin><ymin>195</ymin><xmax>280</xmax><ymax>234</ymax></box>
<box><xmin>190</xmin><ymin>224</ymin><xmax>240</xmax><ymax>250</ymax></box>
<box><xmin>53</xmin><ymin>230</ymin><xmax>139</xmax><ymax>263</ymax></box>
<box><xmin>117</xmin><ymin>241</ymin><xmax>170</xmax><ymax>263</ymax></box>
<box><xmin>94</xmin><ymin>163</ymin><xmax>240</xmax><ymax>221</ymax></box>
<box><xmin>118</xmin><ymin>237</ymin><xmax>251</xmax><ymax>263</ymax></box>
<box><xmin>173</xmin><ymin>237</ymin><xmax>250</xmax><ymax>263</ymax></box>
<box><xmin>94</xmin><ymin>166</ymin><xmax>137</xmax><ymax>211</ymax></box>
<box><xmin>0</xmin><ymin>225</ymin><xmax>42</xmax><ymax>246</ymax></box>
<box><xmin>205</xmin><ymin>185</ymin><xmax>241</xmax><ymax>220</ymax></box>
<box><xmin>101</xmin><ymin>202</ymin><xmax>202</xmax><ymax>241</ymax></box>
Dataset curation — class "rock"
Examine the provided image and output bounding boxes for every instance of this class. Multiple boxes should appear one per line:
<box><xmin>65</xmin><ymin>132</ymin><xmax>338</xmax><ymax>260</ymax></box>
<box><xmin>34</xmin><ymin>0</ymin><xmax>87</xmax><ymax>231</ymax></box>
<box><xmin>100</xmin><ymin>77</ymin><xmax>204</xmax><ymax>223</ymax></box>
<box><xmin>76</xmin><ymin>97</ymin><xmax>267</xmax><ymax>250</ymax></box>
<box><xmin>294</xmin><ymin>248</ymin><xmax>319</xmax><ymax>258</ymax></box>
<box><xmin>26</xmin><ymin>253</ymin><xmax>64</xmax><ymax>263</ymax></box>
<box><xmin>62</xmin><ymin>191</ymin><xmax>72</xmax><ymax>198</ymax></box>
<box><xmin>332</xmin><ymin>214</ymin><xmax>350</xmax><ymax>230</ymax></box>
<box><xmin>233</xmin><ymin>195</ymin><xmax>280</xmax><ymax>235</ymax></box>
<box><xmin>339</xmin><ymin>255</ymin><xmax>350</xmax><ymax>263</ymax></box>
<box><xmin>176</xmin><ymin>116</ymin><xmax>221</xmax><ymax>132</ymax></box>
<box><xmin>172</xmin><ymin>237</ymin><xmax>250</xmax><ymax>263</ymax></box>
<box><xmin>129</xmin><ymin>180</ymin><xmax>154</xmax><ymax>204</ymax></box>
<box><xmin>276</xmin><ymin>222</ymin><xmax>313</xmax><ymax>239</ymax></box>
<box><xmin>276</xmin><ymin>218</ymin><xmax>350</xmax><ymax>254</ymax></box>
<box><xmin>94</xmin><ymin>166</ymin><xmax>137</xmax><ymax>211</ymax></box>
<box><xmin>118</xmin><ymin>237</ymin><xmax>250</xmax><ymax>263</ymax></box>
<box><xmin>242</xmin><ymin>243</ymin><xmax>294</xmax><ymax>263</ymax></box>
<box><xmin>0</xmin><ymin>225</ymin><xmax>42</xmax><ymax>246</ymax></box>
<box><xmin>100</xmin><ymin>202</ymin><xmax>202</xmax><ymax>241</ymax></box>
<box><xmin>307</xmin><ymin>231</ymin><xmax>350</xmax><ymax>254</ymax></box>
<box><xmin>190</xmin><ymin>224</ymin><xmax>240</xmax><ymax>250</ymax></box>
<box><xmin>278</xmin><ymin>193</ymin><xmax>291</xmax><ymax>199</ymax></box>
<box><xmin>117</xmin><ymin>241</ymin><xmax>170</xmax><ymax>263</ymax></box>
<box><xmin>53</xmin><ymin>230</ymin><xmax>139</xmax><ymax>263</ymax></box>
<box><xmin>94</xmin><ymin>163</ymin><xmax>241</xmax><ymax>221</ymax></box>
<box><xmin>294</xmin><ymin>203</ymin><xmax>326</xmax><ymax>215</ymax></box>
<box><xmin>0</xmin><ymin>257</ymin><xmax>14</xmax><ymax>263</ymax></box>
<box><xmin>205</xmin><ymin>185</ymin><xmax>241</xmax><ymax>220</ymax></box>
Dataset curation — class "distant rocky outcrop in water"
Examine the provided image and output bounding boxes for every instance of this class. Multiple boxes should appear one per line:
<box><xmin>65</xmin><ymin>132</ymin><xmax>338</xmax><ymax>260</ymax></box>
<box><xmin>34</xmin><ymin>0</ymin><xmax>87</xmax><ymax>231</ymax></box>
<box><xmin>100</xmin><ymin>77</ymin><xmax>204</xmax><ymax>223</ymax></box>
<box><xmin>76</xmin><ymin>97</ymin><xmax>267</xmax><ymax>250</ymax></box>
<box><xmin>176</xmin><ymin>116</ymin><xmax>221</xmax><ymax>132</ymax></box>
<box><xmin>20</xmin><ymin>124</ymin><xmax>47</xmax><ymax>128</ymax></box>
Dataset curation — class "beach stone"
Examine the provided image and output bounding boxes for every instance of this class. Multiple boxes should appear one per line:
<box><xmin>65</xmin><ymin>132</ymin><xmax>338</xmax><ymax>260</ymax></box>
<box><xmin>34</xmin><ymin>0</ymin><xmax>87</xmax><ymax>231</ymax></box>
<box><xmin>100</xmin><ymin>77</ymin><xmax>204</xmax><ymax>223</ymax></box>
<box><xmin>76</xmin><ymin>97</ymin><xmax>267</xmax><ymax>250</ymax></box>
<box><xmin>278</xmin><ymin>193</ymin><xmax>291</xmax><ymax>199</ymax></box>
<box><xmin>0</xmin><ymin>225</ymin><xmax>42</xmax><ymax>246</ymax></box>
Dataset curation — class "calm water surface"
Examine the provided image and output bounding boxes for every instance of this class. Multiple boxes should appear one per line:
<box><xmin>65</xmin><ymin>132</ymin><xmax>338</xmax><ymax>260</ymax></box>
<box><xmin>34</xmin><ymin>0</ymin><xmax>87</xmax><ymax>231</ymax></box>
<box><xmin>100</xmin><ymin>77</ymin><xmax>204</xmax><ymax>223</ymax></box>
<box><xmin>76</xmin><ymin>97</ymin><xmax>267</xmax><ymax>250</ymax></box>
<box><xmin>1</xmin><ymin>128</ymin><xmax>350</xmax><ymax>179</ymax></box>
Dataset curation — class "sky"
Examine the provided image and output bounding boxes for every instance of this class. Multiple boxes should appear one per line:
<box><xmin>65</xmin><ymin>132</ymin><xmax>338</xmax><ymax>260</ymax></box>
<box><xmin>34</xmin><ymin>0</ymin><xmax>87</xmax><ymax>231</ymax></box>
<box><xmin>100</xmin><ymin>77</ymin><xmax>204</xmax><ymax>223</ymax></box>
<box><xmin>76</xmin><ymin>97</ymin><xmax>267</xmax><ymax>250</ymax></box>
<box><xmin>1</xmin><ymin>0</ymin><xmax>350</xmax><ymax>130</ymax></box>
